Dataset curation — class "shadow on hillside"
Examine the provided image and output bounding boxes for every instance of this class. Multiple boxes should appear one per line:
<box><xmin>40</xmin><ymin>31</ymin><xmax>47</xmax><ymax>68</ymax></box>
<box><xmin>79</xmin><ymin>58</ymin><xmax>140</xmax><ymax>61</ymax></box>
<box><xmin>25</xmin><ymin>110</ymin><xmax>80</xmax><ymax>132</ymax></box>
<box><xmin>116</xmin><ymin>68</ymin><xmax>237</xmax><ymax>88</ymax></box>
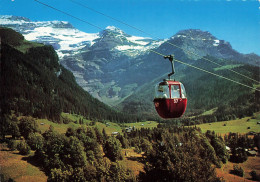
<box><xmin>22</xmin><ymin>155</ymin><xmax>46</xmax><ymax>173</ymax></box>
<box><xmin>229</xmin><ymin>169</ymin><xmax>260</xmax><ymax>181</ymax></box>
<box><xmin>0</xmin><ymin>142</ymin><xmax>14</xmax><ymax>152</ymax></box>
<box><xmin>126</xmin><ymin>156</ymin><xmax>145</xmax><ymax>163</ymax></box>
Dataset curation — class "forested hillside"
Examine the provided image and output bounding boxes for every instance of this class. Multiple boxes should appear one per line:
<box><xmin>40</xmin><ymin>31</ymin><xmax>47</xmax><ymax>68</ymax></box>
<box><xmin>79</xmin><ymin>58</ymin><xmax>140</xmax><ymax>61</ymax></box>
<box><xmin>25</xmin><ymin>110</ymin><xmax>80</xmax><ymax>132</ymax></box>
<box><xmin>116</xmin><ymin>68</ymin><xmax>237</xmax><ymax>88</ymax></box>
<box><xmin>0</xmin><ymin>27</ymin><xmax>141</xmax><ymax>123</ymax></box>
<box><xmin>1</xmin><ymin>114</ymin><xmax>232</xmax><ymax>181</ymax></box>
<box><xmin>120</xmin><ymin>55</ymin><xmax>260</xmax><ymax>123</ymax></box>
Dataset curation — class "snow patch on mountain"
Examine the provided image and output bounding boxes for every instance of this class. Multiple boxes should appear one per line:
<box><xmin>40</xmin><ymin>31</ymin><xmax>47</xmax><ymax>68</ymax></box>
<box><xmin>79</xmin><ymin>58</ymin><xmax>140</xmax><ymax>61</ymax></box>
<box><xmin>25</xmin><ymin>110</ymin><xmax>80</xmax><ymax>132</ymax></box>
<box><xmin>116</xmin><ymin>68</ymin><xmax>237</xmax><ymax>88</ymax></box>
<box><xmin>114</xmin><ymin>40</ymin><xmax>166</xmax><ymax>57</ymax></box>
<box><xmin>23</xmin><ymin>26</ymin><xmax>99</xmax><ymax>58</ymax></box>
<box><xmin>0</xmin><ymin>15</ymin><xmax>100</xmax><ymax>58</ymax></box>
<box><xmin>105</xmin><ymin>26</ymin><xmax>124</xmax><ymax>34</ymax></box>
<box><xmin>0</xmin><ymin>15</ymin><xmax>166</xmax><ymax>59</ymax></box>
<box><xmin>0</xmin><ymin>15</ymin><xmax>30</xmax><ymax>24</ymax></box>
<box><xmin>126</xmin><ymin>35</ymin><xmax>151</xmax><ymax>45</ymax></box>
<box><xmin>213</xmin><ymin>39</ymin><xmax>220</xmax><ymax>46</ymax></box>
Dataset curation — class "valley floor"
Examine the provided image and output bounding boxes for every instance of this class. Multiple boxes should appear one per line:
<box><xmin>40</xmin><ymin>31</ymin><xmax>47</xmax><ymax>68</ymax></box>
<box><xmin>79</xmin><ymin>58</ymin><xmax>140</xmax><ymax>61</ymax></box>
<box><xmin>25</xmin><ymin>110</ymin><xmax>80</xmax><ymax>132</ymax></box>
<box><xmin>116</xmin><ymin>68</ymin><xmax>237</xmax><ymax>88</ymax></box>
<box><xmin>193</xmin><ymin>113</ymin><xmax>260</xmax><ymax>136</ymax></box>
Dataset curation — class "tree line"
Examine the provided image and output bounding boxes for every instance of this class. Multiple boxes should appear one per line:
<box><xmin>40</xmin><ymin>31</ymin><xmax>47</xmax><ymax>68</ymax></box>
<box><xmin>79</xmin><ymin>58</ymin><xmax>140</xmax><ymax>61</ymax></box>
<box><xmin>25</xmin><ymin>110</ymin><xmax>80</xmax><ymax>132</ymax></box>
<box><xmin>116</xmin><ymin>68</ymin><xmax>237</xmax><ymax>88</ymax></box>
<box><xmin>2</xmin><ymin>115</ymin><xmax>225</xmax><ymax>181</ymax></box>
<box><xmin>3</xmin><ymin>115</ymin><xmax>259</xmax><ymax>181</ymax></box>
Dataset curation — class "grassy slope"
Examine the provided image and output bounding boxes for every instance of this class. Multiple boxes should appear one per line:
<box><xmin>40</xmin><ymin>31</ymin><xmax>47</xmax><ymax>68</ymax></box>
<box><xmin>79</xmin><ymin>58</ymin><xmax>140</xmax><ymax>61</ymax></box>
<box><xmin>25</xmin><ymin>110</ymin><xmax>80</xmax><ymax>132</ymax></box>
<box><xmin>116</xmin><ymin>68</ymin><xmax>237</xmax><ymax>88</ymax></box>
<box><xmin>200</xmin><ymin>108</ymin><xmax>218</xmax><ymax>116</ymax></box>
<box><xmin>197</xmin><ymin>112</ymin><xmax>260</xmax><ymax>181</ymax></box>
<box><xmin>216</xmin><ymin>154</ymin><xmax>260</xmax><ymax>182</ymax></box>
<box><xmin>15</xmin><ymin>40</ymin><xmax>44</xmax><ymax>53</ymax></box>
<box><xmin>34</xmin><ymin>111</ymin><xmax>260</xmax><ymax>136</ymax></box>
<box><xmin>120</xmin><ymin>121</ymin><xmax>158</xmax><ymax>130</ymax></box>
<box><xmin>121</xmin><ymin>148</ymin><xmax>145</xmax><ymax>176</ymax></box>
<box><xmin>36</xmin><ymin>113</ymin><xmax>158</xmax><ymax>135</ymax></box>
<box><xmin>194</xmin><ymin>112</ymin><xmax>260</xmax><ymax>136</ymax></box>
<box><xmin>36</xmin><ymin>116</ymin><xmax>121</xmax><ymax>135</ymax></box>
<box><xmin>0</xmin><ymin>144</ymin><xmax>47</xmax><ymax>182</ymax></box>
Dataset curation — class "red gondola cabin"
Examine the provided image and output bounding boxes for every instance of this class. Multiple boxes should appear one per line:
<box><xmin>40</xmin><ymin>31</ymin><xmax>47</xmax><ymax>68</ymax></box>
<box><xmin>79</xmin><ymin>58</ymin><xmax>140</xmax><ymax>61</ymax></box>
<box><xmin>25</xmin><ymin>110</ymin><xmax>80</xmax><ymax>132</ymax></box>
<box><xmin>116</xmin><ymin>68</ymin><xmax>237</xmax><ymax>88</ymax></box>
<box><xmin>153</xmin><ymin>80</ymin><xmax>187</xmax><ymax>118</ymax></box>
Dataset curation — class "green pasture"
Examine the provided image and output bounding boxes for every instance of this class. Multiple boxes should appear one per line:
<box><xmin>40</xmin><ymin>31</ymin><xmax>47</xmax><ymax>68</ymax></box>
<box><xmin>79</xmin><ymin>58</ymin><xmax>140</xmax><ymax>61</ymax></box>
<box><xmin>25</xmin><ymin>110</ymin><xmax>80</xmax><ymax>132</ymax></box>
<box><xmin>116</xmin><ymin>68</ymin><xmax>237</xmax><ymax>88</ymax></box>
<box><xmin>122</xmin><ymin>121</ymin><xmax>158</xmax><ymax>130</ymax></box>
<box><xmin>37</xmin><ymin>111</ymin><xmax>259</xmax><ymax>137</ymax></box>
<box><xmin>195</xmin><ymin>113</ymin><xmax>260</xmax><ymax>135</ymax></box>
<box><xmin>36</xmin><ymin>113</ymin><xmax>158</xmax><ymax>135</ymax></box>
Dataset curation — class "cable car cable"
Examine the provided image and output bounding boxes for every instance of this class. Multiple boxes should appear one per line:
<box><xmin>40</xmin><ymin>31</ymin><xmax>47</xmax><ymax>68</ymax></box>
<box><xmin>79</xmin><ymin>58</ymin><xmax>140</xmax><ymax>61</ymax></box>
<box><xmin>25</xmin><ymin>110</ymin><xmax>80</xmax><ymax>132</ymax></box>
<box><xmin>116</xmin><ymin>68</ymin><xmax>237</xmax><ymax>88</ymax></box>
<box><xmin>68</xmin><ymin>0</ymin><xmax>260</xmax><ymax>84</ymax></box>
<box><xmin>69</xmin><ymin>0</ymin><xmax>149</xmax><ymax>36</ymax></box>
<box><xmin>33</xmin><ymin>0</ymin><xmax>260</xmax><ymax>92</ymax></box>
<box><xmin>164</xmin><ymin>41</ymin><xmax>260</xmax><ymax>84</ymax></box>
<box><xmin>149</xmin><ymin>50</ymin><xmax>260</xmax><ymax>92</ymax></box>
<box><xmin>33</xmin><ymin>0</ymin><xmax>104</xmax><ymax>31</ymax></box>
<box><xmin>33</xmin><ymin>0</ymin><xmax>123</xmax><ymax>47</ymax></box>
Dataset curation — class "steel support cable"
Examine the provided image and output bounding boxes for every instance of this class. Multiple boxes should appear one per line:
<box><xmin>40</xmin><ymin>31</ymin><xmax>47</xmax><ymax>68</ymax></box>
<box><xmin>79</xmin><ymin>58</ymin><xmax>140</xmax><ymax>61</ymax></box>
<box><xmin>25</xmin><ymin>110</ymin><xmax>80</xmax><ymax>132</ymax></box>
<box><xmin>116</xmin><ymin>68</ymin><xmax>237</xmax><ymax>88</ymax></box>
<box><xmin>69</xmin><ymin>0</ymin><xmax>260</xmax><ymax>84</ymax></box>
<box><xmin>164</xmin><ymin>41</ymin><xmax>260</xmax><ymax>84</ymax></box>
<box><xmin>34</xmin><ymin>0</ymin><xmax>103</xmax><ymax>31</ymax></box>
<box><xmin>33</xmin><ymin>0</ymin><xmax>117</xmax><ymax>42</ymax></box>
<box><xmin>33</xmin><ymin>0</ymin><xmax>259</xmax><ymax>92</ymax></box>
<box><xmin>69</xmin><ymin>0</ymin><xmax>150</xmax><ymax>36</ymax></box>
<box><xmin>149</xmin><ymin>50</ymin><xmax>260</xmax><ymax>92</ymax></box>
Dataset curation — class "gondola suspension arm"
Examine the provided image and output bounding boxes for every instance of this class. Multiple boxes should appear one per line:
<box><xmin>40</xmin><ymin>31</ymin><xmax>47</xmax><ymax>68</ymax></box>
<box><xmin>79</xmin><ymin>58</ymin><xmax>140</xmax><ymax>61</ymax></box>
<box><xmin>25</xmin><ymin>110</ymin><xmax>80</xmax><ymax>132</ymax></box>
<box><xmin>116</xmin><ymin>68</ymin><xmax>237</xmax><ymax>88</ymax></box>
<box><xmin>164</xmin><ymin>55</ymin><xmax>175</xmax><ymax>80</ymax></box>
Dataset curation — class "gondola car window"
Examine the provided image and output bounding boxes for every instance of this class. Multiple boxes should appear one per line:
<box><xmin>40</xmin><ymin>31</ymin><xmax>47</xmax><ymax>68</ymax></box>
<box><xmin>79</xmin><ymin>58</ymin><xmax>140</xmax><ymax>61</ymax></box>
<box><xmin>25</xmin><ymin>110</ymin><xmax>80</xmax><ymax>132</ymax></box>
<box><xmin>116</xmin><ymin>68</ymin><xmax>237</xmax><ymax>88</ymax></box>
<box><xmin>180</xmin><ymin>83</ymin><xmax>187</xmax><ymax>98</ymax></box>
<box><xmin>171</xmin><ymin>85</ymin><xmax>180</xmax><ymax>98</ymax></box>
<box><xmin>155</xmin><ymin>85</ymin><xmax>169</xmax><ymax>98</ymax></box>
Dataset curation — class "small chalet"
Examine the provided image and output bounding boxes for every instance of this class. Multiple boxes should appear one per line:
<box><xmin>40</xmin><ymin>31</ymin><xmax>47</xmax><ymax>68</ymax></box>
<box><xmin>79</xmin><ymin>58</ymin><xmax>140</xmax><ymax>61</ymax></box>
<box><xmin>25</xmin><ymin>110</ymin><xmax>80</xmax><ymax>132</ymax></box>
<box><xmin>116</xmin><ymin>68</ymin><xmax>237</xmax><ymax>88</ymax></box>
<box><xmin>247</xmin><ymin>150</ymin><xmax>257</xmax><ymax>157</ymax></box>
<box><xmin>226</xmin><ymin>146</ymin><xmax>231</xmax><ymax>153</ymax></box>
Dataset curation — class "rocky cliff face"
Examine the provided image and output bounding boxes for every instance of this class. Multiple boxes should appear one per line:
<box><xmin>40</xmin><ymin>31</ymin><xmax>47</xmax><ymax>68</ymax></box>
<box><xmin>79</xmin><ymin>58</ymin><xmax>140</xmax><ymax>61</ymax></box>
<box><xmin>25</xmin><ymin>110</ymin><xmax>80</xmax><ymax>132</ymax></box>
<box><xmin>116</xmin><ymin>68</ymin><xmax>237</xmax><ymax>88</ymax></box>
<box><xmin>1</xmin><ymin>15</ymin><xmax>259</xmax><ymax>106</ymax></box>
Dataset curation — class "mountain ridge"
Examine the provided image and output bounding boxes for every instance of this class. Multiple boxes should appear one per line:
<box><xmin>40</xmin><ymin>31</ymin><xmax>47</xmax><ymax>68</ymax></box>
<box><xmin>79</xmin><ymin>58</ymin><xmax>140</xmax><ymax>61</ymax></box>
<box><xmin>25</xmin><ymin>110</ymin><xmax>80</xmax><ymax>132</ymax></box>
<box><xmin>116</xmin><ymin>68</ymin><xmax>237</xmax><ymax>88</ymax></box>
<box><xmin>0</xmin><ymin>27</ymin><xmax>141</xmax><ymax>123</ymax></box>
<box><xmin>1</xmin><ymin>15</ymin><xmax>259</xmax><ymax>115</ymax></box>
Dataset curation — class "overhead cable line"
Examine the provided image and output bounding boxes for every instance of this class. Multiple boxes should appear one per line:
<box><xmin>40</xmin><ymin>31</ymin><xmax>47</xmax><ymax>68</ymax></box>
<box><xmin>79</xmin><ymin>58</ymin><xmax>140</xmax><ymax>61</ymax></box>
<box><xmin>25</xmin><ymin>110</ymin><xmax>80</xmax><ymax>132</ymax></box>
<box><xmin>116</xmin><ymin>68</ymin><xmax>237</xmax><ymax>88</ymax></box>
<box><xmin>69</xmin><ymin>0</ymin><xmax>260</xmax><ymax>84</ymax></box>
<box><xmin>33</xmin><ymin>0</ymin><xmax>259</xmax><ymax>92</ymax></box>
<box><xmin>34</xmin><ymin>0</ymin><xmax>120</xmax><ymax>46</ymax></box>
<box><xmin>69</xmin><ymin>0</ymin><xmax>150</xmax><ymax>36</ymax></box>
<box><xmin>149</xmin><ymin>50</ymin><xmax>260</xmax><ymax>92</ymax></box>
<box><xmin>164</xmin><ymin>41</ymin><xmax>260</xmax><ymax>84</ymax></box>
<box><xmin>34</xmin><ymin>0</ymin><xmax>103</xmax><ymax>31</ymax></box>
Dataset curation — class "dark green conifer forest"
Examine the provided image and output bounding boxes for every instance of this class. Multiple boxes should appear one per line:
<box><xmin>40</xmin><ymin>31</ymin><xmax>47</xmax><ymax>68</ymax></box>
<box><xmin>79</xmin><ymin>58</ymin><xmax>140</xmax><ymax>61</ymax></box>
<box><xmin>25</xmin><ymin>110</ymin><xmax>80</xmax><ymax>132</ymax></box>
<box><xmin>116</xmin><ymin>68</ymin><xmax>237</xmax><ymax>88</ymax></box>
<box><xmin>0</xmin><ymin>27</ymin><xmax>141</xmax><ymax>124</ymax></box>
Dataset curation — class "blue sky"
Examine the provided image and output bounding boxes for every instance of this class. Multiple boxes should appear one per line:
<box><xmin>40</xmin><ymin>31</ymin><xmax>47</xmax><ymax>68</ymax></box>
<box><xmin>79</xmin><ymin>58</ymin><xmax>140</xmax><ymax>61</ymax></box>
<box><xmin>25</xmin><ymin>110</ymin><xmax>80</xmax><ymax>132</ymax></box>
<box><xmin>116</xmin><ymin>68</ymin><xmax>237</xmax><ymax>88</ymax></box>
<box><xmin>1</xmin><ymin>0</ymin><xmax>260</xmax><ymax>55</ymax></box>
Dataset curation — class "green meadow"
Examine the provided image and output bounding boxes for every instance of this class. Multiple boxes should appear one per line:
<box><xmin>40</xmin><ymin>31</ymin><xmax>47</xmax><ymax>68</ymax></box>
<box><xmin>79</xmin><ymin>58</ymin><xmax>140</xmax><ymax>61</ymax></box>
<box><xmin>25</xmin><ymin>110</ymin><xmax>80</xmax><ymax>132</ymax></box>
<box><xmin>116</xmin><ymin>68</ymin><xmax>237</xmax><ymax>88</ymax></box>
<box><xmin>194</xmin><ymin>112</ymin><xmax>260</xmax><ymax>135</ymax></box>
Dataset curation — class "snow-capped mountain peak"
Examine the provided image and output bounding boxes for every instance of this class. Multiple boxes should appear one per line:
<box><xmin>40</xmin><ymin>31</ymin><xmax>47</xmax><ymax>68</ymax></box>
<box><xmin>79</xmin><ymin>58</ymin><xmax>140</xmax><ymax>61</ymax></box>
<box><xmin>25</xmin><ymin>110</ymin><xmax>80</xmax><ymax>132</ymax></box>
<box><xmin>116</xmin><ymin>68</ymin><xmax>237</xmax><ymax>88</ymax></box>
<box><xmin>105</xmin><ymin>25</ymin><xmax>123</xmax><ymax>33</ymax></box>
<box><xmin>2</xmin><ymin>15</ymin><xmax>257</xmax><ymax>106</ymax></box>
<box><xmin>0</xmin><ymin>15</ymin><xmax>31</xmax><ymax>24</ymax></box>
<box><xmin>98</xmin><ymin>25</ymin><xmax>128</xmax><ymax>40</ymax></box>
<box><xmin>1</xmin><ymin>15</ymin><xmax>165</xmax><ymax>59</ymax></box>
<box><xmin>1</xmin><ymin>15</ymin><xmax>101</xmax><ymax>58</ymax></box>
<box><xmin>24</xmin><ymin>25</ymin><xmax>100</xmax><ymax>58</ymax></box>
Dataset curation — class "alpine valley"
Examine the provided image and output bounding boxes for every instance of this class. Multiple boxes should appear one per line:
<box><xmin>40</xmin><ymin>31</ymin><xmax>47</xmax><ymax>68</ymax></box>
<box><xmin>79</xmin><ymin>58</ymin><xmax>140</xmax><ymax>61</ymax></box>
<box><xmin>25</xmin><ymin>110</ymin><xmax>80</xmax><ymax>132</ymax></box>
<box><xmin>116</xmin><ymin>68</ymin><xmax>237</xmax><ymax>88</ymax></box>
<box><xmin>1</xmin><ymin>15</ymin><xmax>259</xmax><ymax>120</ymax></box>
